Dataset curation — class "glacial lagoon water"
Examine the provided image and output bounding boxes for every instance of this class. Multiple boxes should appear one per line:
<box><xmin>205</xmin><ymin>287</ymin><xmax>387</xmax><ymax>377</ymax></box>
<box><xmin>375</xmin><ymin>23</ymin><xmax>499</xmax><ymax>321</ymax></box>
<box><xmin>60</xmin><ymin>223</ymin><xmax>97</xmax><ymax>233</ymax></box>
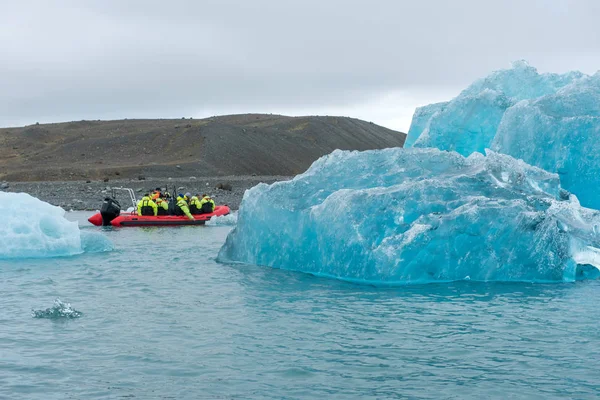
<box><xmin>1</xmin><ymin>212</ymin><xmax>599</xmax><ymax>399</ymax></box>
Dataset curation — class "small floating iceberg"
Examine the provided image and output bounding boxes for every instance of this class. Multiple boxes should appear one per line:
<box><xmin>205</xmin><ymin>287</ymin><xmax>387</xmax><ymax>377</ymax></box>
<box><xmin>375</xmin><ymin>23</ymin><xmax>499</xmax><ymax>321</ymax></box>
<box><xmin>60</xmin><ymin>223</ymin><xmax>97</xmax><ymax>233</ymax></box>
<box><xmin>206</xmin><ymin>211</ymin><xmax>238</xmax><ymax>226</ymax></box>
<box><xmin>0</xmin><ymin>192</ymin><xmax>113</xmax><ymax>259</ymax></box>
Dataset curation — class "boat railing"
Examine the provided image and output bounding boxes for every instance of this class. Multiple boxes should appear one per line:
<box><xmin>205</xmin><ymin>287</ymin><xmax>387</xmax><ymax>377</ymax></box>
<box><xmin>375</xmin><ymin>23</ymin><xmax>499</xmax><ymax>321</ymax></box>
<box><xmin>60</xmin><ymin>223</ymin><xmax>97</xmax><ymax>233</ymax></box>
<box><xmin>109</xmin><ymin>187</ymin><xmax>138</xmax><ymax>210</ymax></box>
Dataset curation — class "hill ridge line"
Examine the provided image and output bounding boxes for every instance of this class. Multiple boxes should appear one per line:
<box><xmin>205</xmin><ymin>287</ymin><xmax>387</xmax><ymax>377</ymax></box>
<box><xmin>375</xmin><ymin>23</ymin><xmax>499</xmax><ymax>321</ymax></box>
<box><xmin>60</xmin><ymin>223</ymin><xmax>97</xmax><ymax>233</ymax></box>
<box><xmin>0</xmin><ymin>114</ymin><xmax>406</xmax><ymax>182</ymax></box>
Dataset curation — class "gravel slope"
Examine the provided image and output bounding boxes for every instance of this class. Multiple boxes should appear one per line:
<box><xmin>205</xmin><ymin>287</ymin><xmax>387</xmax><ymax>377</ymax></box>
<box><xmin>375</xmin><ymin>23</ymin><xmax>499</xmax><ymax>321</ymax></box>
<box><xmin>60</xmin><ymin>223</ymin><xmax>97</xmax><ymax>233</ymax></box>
<box><xmin>0</xmin><ymin>114</ymin><xmax>406</xmax><ymax>181</ymax></box>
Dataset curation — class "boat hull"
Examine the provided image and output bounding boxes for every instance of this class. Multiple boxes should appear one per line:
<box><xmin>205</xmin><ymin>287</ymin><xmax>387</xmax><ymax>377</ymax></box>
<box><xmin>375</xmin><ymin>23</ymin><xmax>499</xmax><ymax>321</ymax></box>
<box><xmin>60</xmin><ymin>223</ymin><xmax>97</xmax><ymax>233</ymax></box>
<box><xmin>88</xmin><ymin>205</ymin><xmax>230</xmax><ymax>227</ymax></box>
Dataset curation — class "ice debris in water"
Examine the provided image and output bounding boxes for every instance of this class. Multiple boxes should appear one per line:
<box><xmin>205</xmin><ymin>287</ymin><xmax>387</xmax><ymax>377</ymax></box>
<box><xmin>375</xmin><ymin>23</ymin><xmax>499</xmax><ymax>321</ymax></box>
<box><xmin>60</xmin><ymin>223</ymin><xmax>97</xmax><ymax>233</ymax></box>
<box><xmin>219</xmin><ymin>148</ymin><xmax>600</xmax><ymax>284</ymax></box>
<box><xmin>406</xmin><ymin>60</ymin><xmax>600</xmax><ymax>209</ymax></box>
<box><xmin>32</xmin><ymin>299</ymin><xmax>82</xmax><ymax>319</ymax></box>
<box><xmin>206</xmin><ymin>211</ymin><xmax>238</xmax><ymax>226</ymax></box>
<box><xmin>81</xmin><ymin>230</ymin><xmax>115</xmax><ymax>253</ymax></box>
<box><xmin>0</xmin><ymin>192</ymin><xmax>113</xmax><ymax>259</ymax></box>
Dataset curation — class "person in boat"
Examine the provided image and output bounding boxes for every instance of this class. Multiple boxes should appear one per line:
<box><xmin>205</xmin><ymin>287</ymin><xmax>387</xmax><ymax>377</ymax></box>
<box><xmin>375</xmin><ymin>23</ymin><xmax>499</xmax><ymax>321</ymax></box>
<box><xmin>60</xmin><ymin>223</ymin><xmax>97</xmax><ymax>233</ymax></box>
<box><xmin>188</xmin><ymin>194</ymin><xmax>202</xmax><ymax>215</ymax></box>
<box><xmin>137</xmin><ymin>193</ymin><xmax>158</xmax><ymax>216</ymax></box>
<box><xmin>199</xmin><ymin>194</ymin><xmax>216</xmax><ymax>214</ymax></box>
<box><xmin>151</xmin><ymin>187</ymin><xmax>162</xmax><ymax>200</ymax></box>
<box><xmin>174</xmin><ymin>194</ymin><xmax>195</xmax><ymax>220</ymax></box>
<box><xmin>155</xmin><ymin>194</ymin><xmax>169</xmax><ymax>215</ymax></box>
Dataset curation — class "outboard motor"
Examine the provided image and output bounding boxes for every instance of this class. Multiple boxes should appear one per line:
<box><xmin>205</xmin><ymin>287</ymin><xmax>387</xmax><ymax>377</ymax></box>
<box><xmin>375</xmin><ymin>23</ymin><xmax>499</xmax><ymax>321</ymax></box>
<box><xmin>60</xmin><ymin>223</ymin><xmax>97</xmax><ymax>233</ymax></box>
<box><xmin>100</xmin><ymin>197</ymin><xmax>121</xmax><ymax>226</ymax></box>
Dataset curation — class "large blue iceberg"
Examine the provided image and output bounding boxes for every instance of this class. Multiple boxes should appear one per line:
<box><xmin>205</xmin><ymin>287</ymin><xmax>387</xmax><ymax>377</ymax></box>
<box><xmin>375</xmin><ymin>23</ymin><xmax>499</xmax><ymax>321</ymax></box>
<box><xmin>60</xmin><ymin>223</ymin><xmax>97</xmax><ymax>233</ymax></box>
<box><xmin>218</xmin><ymin>148</ymin><xmax>600</xmax><ymax>284</ymax></box>
<box><xmin>406</xmin><ymin>61</ymin><xmax>600</xmax><ymax>209</ymax></box>
<box><xmin>0</xmin><ymin>192</ymin><xmax>112</xmax><ymax>259</ymax></box>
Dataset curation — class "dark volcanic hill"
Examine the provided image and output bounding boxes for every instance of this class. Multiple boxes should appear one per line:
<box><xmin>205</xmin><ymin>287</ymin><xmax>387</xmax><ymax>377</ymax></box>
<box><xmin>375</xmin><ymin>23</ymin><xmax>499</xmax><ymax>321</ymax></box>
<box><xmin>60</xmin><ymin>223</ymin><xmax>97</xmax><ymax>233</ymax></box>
<box><xmin>0</xmin><ymin>114</ymin><xmax>406</xmax><ymax>181</ymax></box>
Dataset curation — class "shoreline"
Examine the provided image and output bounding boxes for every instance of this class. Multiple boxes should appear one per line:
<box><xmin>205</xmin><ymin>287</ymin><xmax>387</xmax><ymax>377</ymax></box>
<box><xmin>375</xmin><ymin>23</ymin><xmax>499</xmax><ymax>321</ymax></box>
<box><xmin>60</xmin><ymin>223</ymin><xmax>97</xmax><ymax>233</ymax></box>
<box><xmin>3</xmin><ymin>175</ymin><xmax>292</xmax><ymax>211</ymax></box>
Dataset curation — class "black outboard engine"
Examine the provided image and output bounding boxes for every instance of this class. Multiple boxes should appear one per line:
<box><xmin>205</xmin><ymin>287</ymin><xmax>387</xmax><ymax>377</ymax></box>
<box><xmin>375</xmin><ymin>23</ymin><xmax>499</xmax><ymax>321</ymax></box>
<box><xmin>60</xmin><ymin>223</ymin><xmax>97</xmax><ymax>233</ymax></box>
<box><xmin>100</xmin><ymin>197</ymin><xmax>121</xmax><ymax>226</ymax></box>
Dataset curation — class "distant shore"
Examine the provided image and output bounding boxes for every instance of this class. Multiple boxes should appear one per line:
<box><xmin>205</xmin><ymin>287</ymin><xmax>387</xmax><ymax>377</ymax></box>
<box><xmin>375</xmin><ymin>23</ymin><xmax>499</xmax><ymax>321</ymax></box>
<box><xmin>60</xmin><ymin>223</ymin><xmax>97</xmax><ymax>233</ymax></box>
<box><xmin>3</xmin><ymin>175</ymin><xmax>291</xmax><ymax>211</ymax></box>
<box><xmin>0</xmin><ymin>115</ymin><xmax>405</xmax><ymax>183</ymax></box>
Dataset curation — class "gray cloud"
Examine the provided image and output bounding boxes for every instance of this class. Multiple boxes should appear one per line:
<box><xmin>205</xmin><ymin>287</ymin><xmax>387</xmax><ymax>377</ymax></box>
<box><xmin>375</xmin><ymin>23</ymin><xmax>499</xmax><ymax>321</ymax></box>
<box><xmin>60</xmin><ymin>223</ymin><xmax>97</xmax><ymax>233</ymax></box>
<box><xmin>1</xmin><ymin>0</ymin><xmax>598</xmax><ymax>130</ymax></box>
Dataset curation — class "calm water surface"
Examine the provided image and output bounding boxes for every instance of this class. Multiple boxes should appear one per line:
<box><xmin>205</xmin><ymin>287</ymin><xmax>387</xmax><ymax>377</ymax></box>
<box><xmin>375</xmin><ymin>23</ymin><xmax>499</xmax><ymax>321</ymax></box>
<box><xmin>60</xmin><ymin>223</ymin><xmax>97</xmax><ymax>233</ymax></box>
<box><xmin>1</xmin><ymin>212</ymin><xmax>599</xmax><ymax>399</ymax></box>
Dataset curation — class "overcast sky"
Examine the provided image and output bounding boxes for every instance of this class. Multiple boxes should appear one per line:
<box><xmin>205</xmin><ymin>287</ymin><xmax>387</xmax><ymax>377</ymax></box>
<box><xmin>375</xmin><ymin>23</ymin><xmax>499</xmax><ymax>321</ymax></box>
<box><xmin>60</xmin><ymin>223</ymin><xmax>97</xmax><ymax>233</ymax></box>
<box><xmin>1</xmin><ymin>0</ymin><xmax>598</xmax><ymax>132</ymax></box>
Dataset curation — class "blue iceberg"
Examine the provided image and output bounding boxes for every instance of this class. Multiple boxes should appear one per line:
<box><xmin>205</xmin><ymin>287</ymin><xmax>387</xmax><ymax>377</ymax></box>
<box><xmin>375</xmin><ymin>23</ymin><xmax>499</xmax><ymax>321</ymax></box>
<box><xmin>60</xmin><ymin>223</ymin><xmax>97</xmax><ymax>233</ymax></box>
<box><xmin>406</xmin><ymin>61</ymin><xmax>600</xmax><ymax>209</ymax></box>
<box><xmin>218</xmin><ymin>148</ymin><xmax>600</xmax><ymax>284</ymax></box>
<box><xmin>0</xmin><ymin>192</ymin><xmax>112</xmax><ymax>259</ymax></box>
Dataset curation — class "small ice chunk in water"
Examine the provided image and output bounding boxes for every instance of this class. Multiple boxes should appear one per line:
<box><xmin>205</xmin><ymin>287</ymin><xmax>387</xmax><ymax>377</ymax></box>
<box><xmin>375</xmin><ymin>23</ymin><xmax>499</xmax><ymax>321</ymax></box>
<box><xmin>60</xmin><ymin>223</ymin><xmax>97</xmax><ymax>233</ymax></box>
<box><xmin>0</xmin><ymin>192</ymin><xmax>112</xmax><ymax>259</ymax></box>
<box><xmin>206</xmin><ymin>212</ymin><xmax>238</xmax><ymax>226</ymax></box>
<box><xmin>32</xmin><ymin>299</ymin><xmax>82</xmax><ymax>319</ymax></box>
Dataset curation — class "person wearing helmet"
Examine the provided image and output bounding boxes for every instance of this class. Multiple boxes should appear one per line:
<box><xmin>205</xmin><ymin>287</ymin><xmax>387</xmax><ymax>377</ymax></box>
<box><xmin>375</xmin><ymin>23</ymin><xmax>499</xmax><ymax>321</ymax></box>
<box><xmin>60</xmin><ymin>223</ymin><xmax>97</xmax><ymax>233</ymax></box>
<box><xmin>137</xmin><ymin>193</ymin><xmax>158</xmax><ymax>216</ymax></box>
<box><xmin>199</xmin><ymin>193</ymin><xmax>215</xmax><ymax>214</ymax></box>
<box><xmin>174</xmin><ymin>194</ymin><xmax>195</xmax><ymax>220</ymax></box>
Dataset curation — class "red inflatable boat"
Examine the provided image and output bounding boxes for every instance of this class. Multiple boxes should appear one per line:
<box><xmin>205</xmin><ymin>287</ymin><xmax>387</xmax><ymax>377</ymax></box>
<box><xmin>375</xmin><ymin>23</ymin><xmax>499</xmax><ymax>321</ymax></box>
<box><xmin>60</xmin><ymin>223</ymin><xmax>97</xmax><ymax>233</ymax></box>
<box><xmin>88</xmin><ymin>205</ymin><xmax>231</xmax><ymax>227</ymax></box>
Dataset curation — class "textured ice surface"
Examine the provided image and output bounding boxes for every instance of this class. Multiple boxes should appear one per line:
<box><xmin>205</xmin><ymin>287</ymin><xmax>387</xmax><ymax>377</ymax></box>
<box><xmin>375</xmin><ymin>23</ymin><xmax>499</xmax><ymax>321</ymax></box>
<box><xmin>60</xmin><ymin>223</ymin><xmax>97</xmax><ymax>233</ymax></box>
<box><xmin>461</xmin><ymin>60</ymin><xmax>585</xmax><ymax>101</ymax></box>
<box><xmin>219</xmin><ymin>148</ymin><xmax>600</xmax><ymax>284</ymax></box>
<box><xmin>404</xmin><ymin>101</ymin><xmax>448</xmax><ymax>148</ymax></box>
<box><xmin>0</xmin><ymin>192</ymin><xmax>112</xmax><ymax>259</ymax></box>
<box><xmin>492</xmin><ymin>73</ymin><xmax>600</xmax><ymax>209</ymax></box>
<box><xmin>406</xmin><ymin>61</ymin><xmax>600</xmax><ymax>209</ymax></box>
<box><xmin>408</xmin><ymin>61</ymin><xmax>585</xmax><ymax>155</ymax></box>
<box><xmin>410</xmin><ymin>89</ymin><xmax>513</xmax><ymax>155</ymax></box>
